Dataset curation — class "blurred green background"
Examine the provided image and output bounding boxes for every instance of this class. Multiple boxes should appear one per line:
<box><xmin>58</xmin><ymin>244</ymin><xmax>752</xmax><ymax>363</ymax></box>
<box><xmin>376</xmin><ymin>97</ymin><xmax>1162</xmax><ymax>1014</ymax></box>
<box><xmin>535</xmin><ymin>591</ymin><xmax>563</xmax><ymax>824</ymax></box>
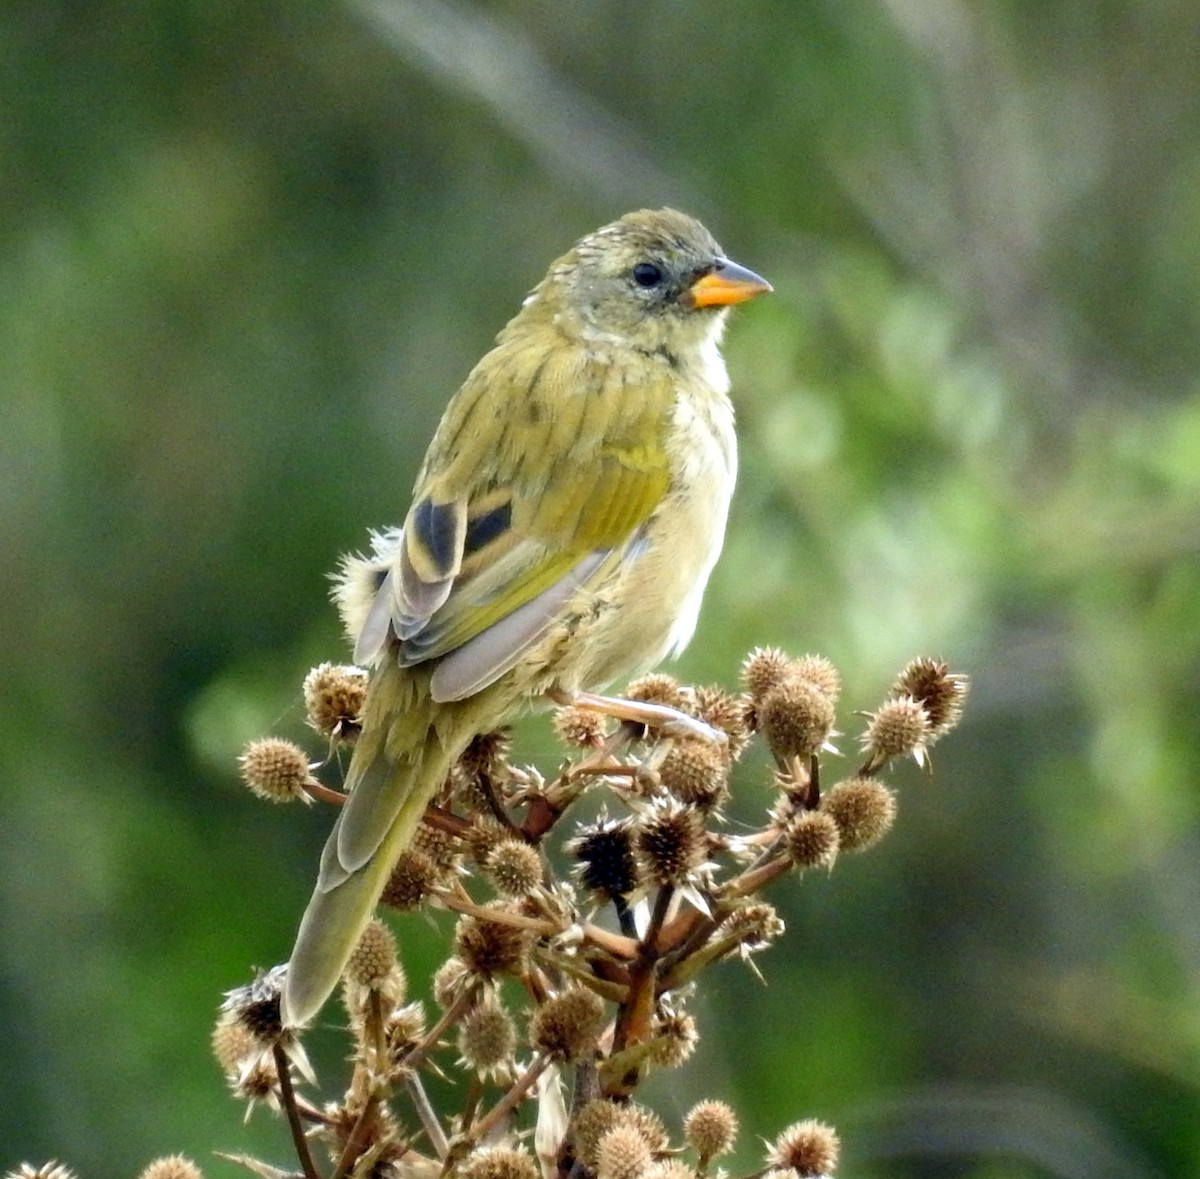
<box><xmin>3</xmin><ymin>1</ymin><xmax>1199</xmax><ymax>1175</ymax></box>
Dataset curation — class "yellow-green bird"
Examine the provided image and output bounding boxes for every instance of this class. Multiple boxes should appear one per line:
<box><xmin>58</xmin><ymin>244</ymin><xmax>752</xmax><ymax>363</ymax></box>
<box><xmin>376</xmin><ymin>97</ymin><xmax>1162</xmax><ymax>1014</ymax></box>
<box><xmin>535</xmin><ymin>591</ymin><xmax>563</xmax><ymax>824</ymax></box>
<box><xmin>282</xmin><ymin>208</ymin><xmax>770</xmax><ymax>1027</ymax></box>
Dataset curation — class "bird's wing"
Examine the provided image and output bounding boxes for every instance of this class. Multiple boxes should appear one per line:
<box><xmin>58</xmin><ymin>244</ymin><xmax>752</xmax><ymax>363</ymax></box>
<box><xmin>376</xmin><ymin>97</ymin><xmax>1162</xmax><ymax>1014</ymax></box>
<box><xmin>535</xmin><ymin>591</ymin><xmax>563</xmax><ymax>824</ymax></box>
<box><xmin>355</xmin><ymin>344</ymin><xmax>674</xmax><ymax>701</ymax></box>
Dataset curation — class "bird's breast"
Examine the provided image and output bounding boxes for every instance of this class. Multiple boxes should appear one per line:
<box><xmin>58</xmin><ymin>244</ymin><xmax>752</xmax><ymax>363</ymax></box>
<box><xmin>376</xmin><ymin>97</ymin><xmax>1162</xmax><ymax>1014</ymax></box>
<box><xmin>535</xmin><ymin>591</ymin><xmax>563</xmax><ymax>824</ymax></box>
<box><xmin>544</xmin><ymin>367</ymin><xmax>738</xmax><ymax>694</ymax></box>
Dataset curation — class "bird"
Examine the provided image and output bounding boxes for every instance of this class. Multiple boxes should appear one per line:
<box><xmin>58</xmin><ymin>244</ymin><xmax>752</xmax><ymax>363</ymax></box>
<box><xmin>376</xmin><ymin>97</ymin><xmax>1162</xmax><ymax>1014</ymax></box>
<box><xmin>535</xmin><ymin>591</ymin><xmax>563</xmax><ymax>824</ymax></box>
<box><xmin>282</xmin><ymin>208</ymin><xmax>771</xmax><ymax>1027</ymax></box>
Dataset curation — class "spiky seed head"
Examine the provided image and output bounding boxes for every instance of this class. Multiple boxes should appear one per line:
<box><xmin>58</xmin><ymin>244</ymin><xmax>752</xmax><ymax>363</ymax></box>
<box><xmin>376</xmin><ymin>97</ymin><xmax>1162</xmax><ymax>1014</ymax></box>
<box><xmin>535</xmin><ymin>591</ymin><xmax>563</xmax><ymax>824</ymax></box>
<box><xmin>725</xmin><ymin>901</ymin><xmax>785</xmax><ymax>951</ymax></box>
<box><xmin>649</xmin><ymin>1009</ymin><xmax>698</xmax><ymax>1068</ymax></box>
<box><xmin>786</xmin><ymin>811</ymin><xmax>840</xmax><ymax>871</ymax></box>
<box><xmin>684</xmin><ymin>1100</ymin><xmax>738</xmax><ymax>1162</ymax></box>
<box><xmin>595</xmin><ymin>1126</ymin><xmax>653</xmax><ymax>1179</ymax></box>
<box><xmin>238</xmin><ymin>738</ymin><xmax>312</xmax><ymax>803</ymax></box>
<box><xmin>232</xmin><ymin>1056</ymin><xmax>278</xmax><ymax>1104</ymax></box>
<box><xmin>569</xmin><ymin>818</ymin><xmax>640</xmax><ymax>900</ymax></box>
<box><xmin>574</xmin><ymin>1102</ymin><xmax>668</xmax><ymax>1169</ymax></box>
<box><xmin>220</xmin><ymin>967</ymin><xmax>285</xmax><ymax>1044</ymax></box>
<box><xmin>302</xmin><ymin>662</ymin><xmax>367</xmax><ymax>740</ymax></box>
<box><xmin>626</xmin><ymin>672</ymin><xmax>687</xmax><ymax>711</ymax></box>
<box><xmin>343</xmin><ymin>924</ymin><xmax>407</xmax><ymax>1015</ymax></box>
<box><xmin>5</xmin><ymin>1165</ymin><xmax>81</xmax><ymax>1179</ymax></box>
<box><xmin>554</xmin><ymin>704</ymin><xmax>610</xmax><ymax>748</ymax></box>
<box><xmin>740</xmin><ymin>647</ymin><xmax>795</xmax><ymax>703</ymax></box>
<box><xmin>432</xmin><ymin>957</ymin><xmax>473</xmax><ymax>1008</ymax></box>
<box><xmin>454</xmin><ymin>904</ymin><xmax>533</xmax><ymax>980</ymax></box>
<box><xmin>211</xmin><ymin>1013</ymin><xmax>257</xmax><ymax>1076</ymax></box>
<box><xmin>891</xmin><ymin>658</ymin><xmax>968</xmax><ymax>739</ymax></box>
<box><xmin>820</xmin><ymin>777</ymin><xmax>897</xmax><ymax>851</ymax></box>
<box><xmin>465</xmin><ymin>817</ymin><xmax>511</xmax><ymax>868</ymax></box>
<box><xmin>691</xmin><ymin>684</ymin><xmax>753</xmax><ymax>758</ymax></box>
<box><xmin>137</xmin><ymin>1157</ymin><xmax>205</xmax><ymax>1179</ymax></box>
<box><xmin>645</xmin><ymin>1162</ymin><xmax>696</xmax><ymax>1179</ymax></box>
<box><xmin>792</xmin><ymin>654</ymin><xmax>841</xmax><ymax>704</ymax></box>
<box><xmin>458</xmin><ymin>1148</ymin><xmax>539</xmax><ymax>1179</ymax></box>
<box><xmin>636</xmin><ymin>800</ymin><xmax>707</xmax><ymax>886</ymax></box>
<box><xmin>573</xmin><ymin>1101</ymin><xmax>626</xmax><ymax>1168</ymax></box>
<box><xmin>530</xmin><ymin>984</ymin><xmax>606</xmax><ymax>1062</ymax></box>
<box><xmin>861</xmin><ymin>695</ymin><xmax>930</xmax><ymax>764</ymax></box>
<box><xmin>759</xmin><ymin>678</ymin><xmax>836</xmax><ymax>760</ymax></box>
<box><xmin>768</xmin><ymin>1119</ymin><xmax>840</xmax><ymax>1176</ymax></box>
<box><xmin>458</xmin><ymin>996</ymin><xmax>517</xmax><ymax>1078</ymax></box>
<box><xmin>412</xmin><ymin>823</ymin><xmax>462</xmax><ymax>869</ymax></box>
<box><xmin>383</xmin><ymin>1000</ymin><xmax>428</xmax><ymax>1061</ymax></box>
<box><xmin>380</xmin><ymin>850</ymin><xmax>441</xmax><ymax>910</ymax></box>
<box><xmin>345</xmin><ymin>918</ymin><xmax>398</xmax><ymax>988</ymax></box>
<box><xmin>458</xmin><ymin>729</ymin><xmax>513</xmax><ymax>775</ymax></box>
<box><xmin>659</xmin><ymin>736</ymin><xmax>730</xmax><ymax>809</ymax></box>
<box><xmin>484</xmin><ymin>838</ymin><xmax>543</xmax><ymax>897</ymax></box>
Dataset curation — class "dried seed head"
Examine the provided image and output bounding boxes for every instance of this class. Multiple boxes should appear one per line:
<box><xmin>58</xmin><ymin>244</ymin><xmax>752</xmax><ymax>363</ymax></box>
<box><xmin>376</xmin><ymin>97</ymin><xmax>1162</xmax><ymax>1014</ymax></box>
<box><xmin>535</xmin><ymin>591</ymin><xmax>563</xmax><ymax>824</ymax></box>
<box><xmin>759</xmin><ymin>678</ymin><xmax>836</xmax><ymax>761</ymax></box>
<box><xmin>458</xmin><ymin>729</ymin><xmax>512</xmax><ymax>775</ymax></box>
<box><xmin>595</xmin><ymin>1125</ymin><xmax>653</xmax><ymax>1179</ymax></box>
<box><xmin>649</xmin><ymin>1009</ymin><xmax>698</xmax><ymax>1068</ymax></box>
<box><xmin>626</xmin><ymin>672</ymin><xmax>687</xmax><ymax>711</ymax></box>
<box><xmin>231</xmin><ymin>1055</ymin><xmax>278</xmax><ymax>1104</ymax></box>
<box><xmin>569</xmin><ymin>817</ymin><xmax>640</xmax><ymax>901</ymax></box>
<box><xmin>725</xmin><ymin>902</ymin><xmax>785</xmax><ymax>952</ymax></box>
<box><xmin>554</xmin><ymin>704</ymin><xmax>610</xmax><ymax>748</ymax></box>
<box><xmin>343</xmin><ymin>920</ymin><xmax>405</xmax><ymax>1013</ymax></box>
<box><xmin>861</xmin><ymin>695</ymin><xmax>930</xmax><ymax>765</ymax></box>
<box><xmin>691</xmin><ymin>685</ymin><xmax>753</xmax><ymax>757</ymax></box>
<box><xmin>891</xmin><ymin>658</ymin><xmax>968</xmax><ymax>739</ymax></box>
<box><xmin>820</xmin><ymin>777</ymin><xmax>897</xmax><ymax>852</ymax></box>
<box><xmin>137</xmin><ymin>1157</ymin><xmax>205</xmax><ymax>1179</ymax></box>
<box><xmin>458</xmin><ymin>1147</ymin><xmax>539</xmax><ymax>1179</ymax></box>
<box><xmin>684</xmin><ymin>1100</ymin><xmax>738</xmax><ymax>1162</ymax></box>
<box><xmin>211</xmin><ymin>1013</ymin><xmax>257</xmax><ymax>1076</ymax></box>
<box><xmin>432</xmin><ymin>957</ymin><xmax>473</xmax><ymax>1008</ymax></box>
<box><xmin>380</xmin><ymin>850</ymin><xmax>441</xmax><ymax>911</ymax></box>
<box><xmin>383</xmin><ymin>1000</ymin><xmax>427</xmax><ymax>1060</ymax></box>
<box><xmin>238</xmin><ymin>738</ymin><xmax>312</xmax><ymax>803</ymax></box>
<box><xmin>792</xmin><ymin>654</ymin><xmax>841</xmax><ymax>703</ymax></box>
<box><xmin>786</xmin><ymin>811</ymin><xmax>840</xmax><ymax>871</ymax></box>
<box><xmin>412</xmin><ymin>823</ymin><xmax>462</xmax><ymax>870</ymax></box>
<box><xmin>454</xmin><ymin>904</ymin><xmax>533</xmax><ymax>980</ymax></box>
<box><xmin>574</xmin><ymin>1102</ymin><xmax>668</xmax><ymax>1169</ymax></box>
<box><xmin>659</xmin><ymin>736</ymin><xmax>730</xmax><ymax>809</ymax></box>
<box><xmin>530</xmin><ymin>984</ymin><xmax>606</xmax><ymax>1062</ymax></box>
<box><xmin>636</xmin><ymin>800</ymin><xmax>707</xmax><ymax>886</ymax></box>
<box><xmin>484</xmin><ymin>838</ymin><xmax>543</xmax><ymax>897</ymax></box>
<box><xmin>345</xmin><ymin>918</ymin><xmax>398</xmax><ymax>988</ymax></box>
<box><xmin>220</xmin><ymin>967</ymin><xmax>285</xmax><ymax>1044</ymax></box>
<box><xmin>573</xmin><ymin>1101</ymin><xmax>626</xmax><ymax>1168</ymax></box>
<box><xmin>302</xmin><ymin>662</ymin><xmax>367</xmax><ymax>740</ymax></box>
<box><xmin>741</xmin><ymin>647</ymin><xmax>795</xmax><ymax>703</ymax></box>
<box><xmin>768</xmin><ymin>1118</ymin><xmax>840</xmax><ymax>1176</ymax></box>
<box><xmin>457</xmin><ymin>996</ymin><xmax>516</xmax><ymax>1078</ymax></box>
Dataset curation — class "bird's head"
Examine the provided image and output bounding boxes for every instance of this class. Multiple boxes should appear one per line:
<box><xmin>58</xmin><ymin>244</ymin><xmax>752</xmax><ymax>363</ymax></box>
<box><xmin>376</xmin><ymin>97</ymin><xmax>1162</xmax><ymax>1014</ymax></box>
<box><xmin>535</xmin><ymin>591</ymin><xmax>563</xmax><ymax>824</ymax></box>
<box><xmin>530</xmin><ymin>208</ymin><xmax>771</xmax><ymax>357</ymax></box>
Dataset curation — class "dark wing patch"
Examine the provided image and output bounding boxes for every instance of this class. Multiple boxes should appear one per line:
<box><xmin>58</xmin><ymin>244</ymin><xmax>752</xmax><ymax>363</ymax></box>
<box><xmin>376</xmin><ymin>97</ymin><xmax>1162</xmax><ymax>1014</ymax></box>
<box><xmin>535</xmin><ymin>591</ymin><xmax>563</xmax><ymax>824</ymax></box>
<box><xmin>464</xmin><ymin>499</ymin><xmax>513</xmax><ymax>556</ymax></box>
<box><xmin>410</xmin><ymin>498</ymin><xmax>462</xmax><ymax>582</ymax></box>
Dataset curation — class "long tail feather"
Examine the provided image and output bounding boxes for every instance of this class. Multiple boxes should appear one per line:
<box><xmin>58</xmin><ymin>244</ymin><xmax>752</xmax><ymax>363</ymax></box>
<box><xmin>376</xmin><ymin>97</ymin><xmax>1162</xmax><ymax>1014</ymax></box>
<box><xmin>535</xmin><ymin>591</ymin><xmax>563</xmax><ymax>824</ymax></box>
<box><xmin>282</xmin><ymin>740</ymin><xmax>450</xmax><ymax>1028</ymax></box>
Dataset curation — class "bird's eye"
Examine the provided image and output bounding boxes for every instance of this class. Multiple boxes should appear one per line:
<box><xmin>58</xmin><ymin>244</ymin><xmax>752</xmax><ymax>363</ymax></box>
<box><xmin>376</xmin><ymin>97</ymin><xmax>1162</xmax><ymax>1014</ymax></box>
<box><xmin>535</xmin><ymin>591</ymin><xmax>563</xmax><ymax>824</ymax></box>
<box><xmin>632</xmin><ymin>262</ymin><xmax>664</xmax><ymax>288</ymax></box>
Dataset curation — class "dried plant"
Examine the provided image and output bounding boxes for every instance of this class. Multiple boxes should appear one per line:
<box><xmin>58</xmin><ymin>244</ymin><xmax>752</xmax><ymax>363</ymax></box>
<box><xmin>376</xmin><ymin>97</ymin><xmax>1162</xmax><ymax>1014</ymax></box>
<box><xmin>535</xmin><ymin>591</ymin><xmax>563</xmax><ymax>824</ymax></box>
<box><xmin>7</xmin><ymin>652</ymin><xmax>966</xmax><ymax>1179</ymax></box>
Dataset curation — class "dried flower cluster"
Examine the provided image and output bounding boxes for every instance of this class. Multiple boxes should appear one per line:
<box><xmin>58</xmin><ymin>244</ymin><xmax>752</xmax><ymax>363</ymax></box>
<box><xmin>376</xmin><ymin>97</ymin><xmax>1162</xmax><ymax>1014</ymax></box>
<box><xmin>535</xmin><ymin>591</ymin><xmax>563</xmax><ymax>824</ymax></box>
<box><xmin>5</xmin><ymin>654</ymin><xmax>966</xmax><ymax>1179</ymax></box>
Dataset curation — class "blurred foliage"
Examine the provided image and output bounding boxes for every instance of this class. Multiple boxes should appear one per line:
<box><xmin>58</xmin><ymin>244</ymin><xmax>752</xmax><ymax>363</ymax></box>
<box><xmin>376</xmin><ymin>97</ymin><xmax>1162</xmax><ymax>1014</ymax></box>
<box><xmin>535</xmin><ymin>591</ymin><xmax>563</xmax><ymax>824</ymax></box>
<box><xmin>2</xmin><ymin>0</ymin><xmax>1199</xmax><ymax>1176</ymax></box>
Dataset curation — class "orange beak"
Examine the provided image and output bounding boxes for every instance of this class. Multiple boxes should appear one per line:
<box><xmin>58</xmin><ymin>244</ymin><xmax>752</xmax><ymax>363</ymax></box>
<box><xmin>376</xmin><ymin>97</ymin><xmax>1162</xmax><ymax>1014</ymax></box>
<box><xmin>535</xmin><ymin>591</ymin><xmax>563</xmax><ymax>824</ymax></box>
<box><xmin>687</xmin><ymin>258</ymin><xmax>772</xmax><ymax>308</ymax></box>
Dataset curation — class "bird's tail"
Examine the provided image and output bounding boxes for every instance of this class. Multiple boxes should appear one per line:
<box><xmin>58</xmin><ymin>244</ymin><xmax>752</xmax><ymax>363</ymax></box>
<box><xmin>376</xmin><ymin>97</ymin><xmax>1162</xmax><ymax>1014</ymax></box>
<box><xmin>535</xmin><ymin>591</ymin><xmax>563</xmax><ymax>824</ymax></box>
<box><xmin>281</xmin><ymin>659</ymin><xmax>487</xmax><ymax>1028</ymax></box>
<box><xmin>281</xmin><ymin>734</ymin><xmax>452</xmax><ymax>1028</ymax></box>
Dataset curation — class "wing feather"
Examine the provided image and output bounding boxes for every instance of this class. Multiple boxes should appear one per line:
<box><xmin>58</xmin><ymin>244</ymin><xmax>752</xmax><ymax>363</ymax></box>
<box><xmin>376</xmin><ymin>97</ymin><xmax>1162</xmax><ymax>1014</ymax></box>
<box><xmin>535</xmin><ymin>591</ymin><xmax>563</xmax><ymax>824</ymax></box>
<box><xmin>353</xmin><ymin>345</ymin><xmax>676</xmax><ymax>695</ymax></box>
